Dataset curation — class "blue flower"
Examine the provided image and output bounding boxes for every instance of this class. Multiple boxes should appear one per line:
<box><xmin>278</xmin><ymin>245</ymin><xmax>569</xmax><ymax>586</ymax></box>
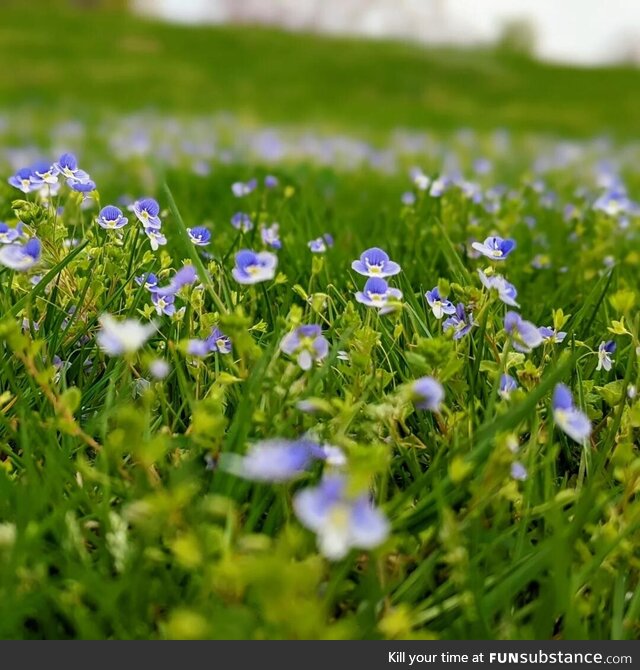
<box><xmin>54</xmin><ymin>152</ymin><xmax>91</xmax><ymax>183</ymax></box>
<box><xmin>144</xmin><ymin>228</ymin><xmax>167</xmax><ymax>251</ymax></box>
<box><xmin>96</xmin><ymin>314</ymin><xmax>156</xmax><ymax>356</ymax></box>
<box><xmin>401</xmin><ymin>191</ymin><xmax>416</xmax><ymax>206</ymax></box>
<box><xmin>186</xmin><ymin>339</ymin><xmax>211</xmax><ymax>357</ymax></box>
<box><xmin>155</xmin><ymin>265</ymin><xmax>198</xmax><ymax>296</ymax></box>
<box><xmin>231</xmin><ymin>179</ymin><xmax>257</xmax><ymax>197</ymax></box>
<box><xmin>539</xmin><ymin>326</ymin><xmax>567</xmax><ymax>344</ymax></box>
<box><xmin>232</xmin><ymin>249</ymin><xmax>278</xmax><ymax>284</ymax></box>
<box><xmin>552</xmin><ymin>384</ymin><xmax>592</xmax><ymax>444</ymax></box>
<box><xmin>260</xmin><ymin>223</ymin><xmax>282</xmax><ymax>249</ymax></box>
<box><xmin>425</xmin><ymin>287</ymin><xmax>456</xmax><ymax>319</ymax></box>
<box><xmin>0</xmin><ymin>222</ymin><xmax>21</xmax><ymax>244</ymax></box>
<box><xmin>504</xmin><ymin>311</ymin><xmax>543</xmax><ymax>353</ymax></box>
<box><xmin>8</xmin><ymin>167</ymin><xmax>40</xmax><ymax>193</ymax></box>
<box><xmin>511</xmin><ymin>462</ymin><xmax>527</xmax><ymax>481</ymax></box>
<box><xmin>280</xmin><ymin>325</ymin><xmax>329</xmax><ymax>370</ymax></box>
<box><xmin>0</xmin><ymin>238</ymin><xmax>41</xmax><ymax>271</ymax></box>
<box><xmin>133</xmin><ymin>198</ymin><xmax>161</xmax><ymax>229</ymax></box>
<box><xmin>593</xmin><ymin>189</ymin><xmax>635</xmax><ymax>218</ymax></box>
<box><xmin>351</xmin><ymin>247</ymin><xmax>401</xmax><ymax>278</ymax></box>
<box><xmin>471</xmin><ymin>236</ymin><xmax>516</xmax><ymax>261</ymax></box>
<box><xmin>293</xmin><ymin>474</ymin><xmax>389</xmax><ymax>560</ymax></box>
<box><xmin>231</xmin><ymin>212</ymin><xmax>253</xmax><ymax>232</ymax></box>
<box><xmin>68</xmin><ymin>178</ymin><xmax>96</xmax><ymax>193</ymax></box>
<box><xmin>31</xmin><ymin>160</ymin><xmax>59</xmax><ymax>185</ymax></box>
<box><xmin>151</xmin><ymin>291</ymin><xmax>176</xmax><ymax>317</ymax></box>
<box><xmin>206</xmin><ymin>327</ymin><xmax>232</xmax><ymax>354</ymax></box>
<box><xmin>186</xmin><ymin>226</ymin><xmax>211</xmax><ymax>246</ymax></box>
<box><xmin>413</xmin><ymin>376</ymin><xmax>444</xmax><ymax>411</ymax></box>
<box><xmin>308</xmin><ymin>234</ymin><xmax>334</xmax><ymax>253</ymax></box>
<box><xmin>264</xmin><ymin>175</ymin><xmax>279</xmax><ymax>188</ymax></box>
<box><xmin>97</xmin><ymin>205</ymin><xmax>128</xmax><ymax>230</ymax></box>
<box><xmin>135</xmin><ymin>272</ymin><xmax>158</xmax><ymax>291</ymax></box>
<box><xmin>443</xmin><ymin>303</ymin><xmax>475</xmax><ymax>340</ymax></box>
<box><xmin>478</xmin><ymin>270</ymin><xmax>519</xmax><ymax>307</ymax></box>
<box><xmin>355</xmin><ymin>277</ymin><xmax>403</xmax><ymax>313</ymax></box>
<box><xmin>499</xmin><ymin>374</ymin><xmax>518</xmax><ymax>398</ymax></box>
<box><xmin>596</xmin><ymin>340</ymin><xmax>616</xmax><ymax>372</ymax></box>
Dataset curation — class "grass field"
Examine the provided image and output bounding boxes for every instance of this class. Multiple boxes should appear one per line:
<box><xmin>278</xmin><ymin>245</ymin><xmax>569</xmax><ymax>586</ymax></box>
<box><xmin>0</xmin><ymin>7</ymin><xmax>639</xmax><ymax>640</ymax></box>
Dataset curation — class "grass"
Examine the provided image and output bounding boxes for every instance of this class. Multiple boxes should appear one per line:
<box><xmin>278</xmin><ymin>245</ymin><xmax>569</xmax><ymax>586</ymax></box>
<box><xmin>0</xmin><ymin>6</ymin><xmax>639</xmax><ymax>641</ymax></box>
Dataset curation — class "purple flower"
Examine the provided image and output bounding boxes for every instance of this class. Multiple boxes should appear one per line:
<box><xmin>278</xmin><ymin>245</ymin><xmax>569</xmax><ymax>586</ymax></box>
<box><xmin>135</xmin><ymin>272</ymin><xmax>158</xmax><ymax>291</ymax></box>
<box><xmin>308</xmin><ymin>234</ymin><xmax>334</xmax><ymax>254</ymax></box>
<box><xmin>499</xmin><ymin>374</ymin><xmax>518</xmax><ymax>398</ymax></box>
<box><xmin>96</xmin><ymin>314</ymin><xmax>156</xmax><ymax>356</ymax></box>
<box><xmin>133</xmin><ymin>198</ymin><xmax>161</xmax><ymax>229</ymax></box>
<box><xmin>31</xmin><ymin>160</ymin><xmax>59</xmax><ymax>185</ymax></box>
<box><xmin>144</xmin><ymin>228</ymin><xmax>167</xmax><ymax>251</ymax></box>
<box><xmin>552</xmin><ymin>384</ymin><xmax>592</xmax><ymax>444</ymax></box>
<box><xmin>471</xmin><ymin>236</ymin><xmax>516</xmax><ymax>261</ymax></box>
<box><xmin>97</xmin><ymin>205</ymin><xmax>128</xmax><ymax>230</ymax></box>
<box><xmin>231</xmin><ymin>212</ymin><xmax>253</xmax><ymax>232</ymax></box>
<box><xmin>351</xmin><ymin>247</ymin><xmax>401</xmax><ymax>278</ymax></box>
<box><xmin>0</xmin><ymin>222</ymin><xmax>21</xmax><ymax>244</ymax></box>
<box><xmin>293</xmin><ymin>474</ymin><xmax>389</xmax><ymax>560</ymax></box>
<box><xmin>425</xmin><ymin>287</ymin><xmax>456</xmax><ymax>319</ymax></box>
<box><xmin>260</xmin><ymin>223</ymin><xmax>282</xmax><ymax>249</ymax></box>
<box><xmin>280</xmin><ymin>325</ymin><xmax>329</xmax><ymax>370</ymax></box>
<box><xmin>413</xmin><ymin>376</ymin><xmax>444</xmax><ymax>411</ymax></box>
<box><xmin>186</xmin><ymin>339</ymin><xmax>211</xmax><ymax>357</ymax></box>
<box><xmin>478</xmin><ymin>270</ymin><xmax>519</xmax><ymax>307</ymax></box>
<box><xmin>68</xmin><ymin>178</ymin><xmax>96</xmax><ymax>193</ymax></box>
<box><xmin>355</xmin><ymin>277</ymin><xmax>403</xmax><ymax>313</ymax></box>
<box><xmin>149</xmin><ymin>359</ymin><xmax>170</xmax><ymax>380</ymax></box>
<box><xmin>55</xmin><ymin>152</ymin><xmax>81</xmax><ymax>179</ymax></box>
<box><xmin>596</xmin><ymin>340</ymin><xmax>616</xmax><ymax>372</ymax></box>
<box><xmin>151</xmin><ymin>291</ymin><xmax>176</xmax><ymax>316</ymax></box>
<box><xmin>264</xmin><ymin>175</ymin><xmax>279</xmax><ymax>188</ymax></box>
<box><xmin>8</xmin><ymin>167</ymin><xmax>39</xmax><ymax>193</ymax></box>
<box><xmin>206</xmin><ymin>327</ymin><xmax>232</xmax><ymax>354</ymax></box>
<box><xmin>593</xmin><ymin>189</ymin><xmax>634</xmax><ymax>218</ymax></box>
<box><xmin>401</xmin><ymin>191</ymin><xmax>416</xmax><ymax>206</ymax></box>
<box><xmin>511</xmin><ymin>462</ymin><xmax>527</xmax><ymax>481</ymax></box>
<box><xmin>504</xmin><ymin>311</ymin><xmax>543</xmax><ymax>353</ymax></box>
<box><xmin>232</xmin><ymin>249</ymin><xmax>278</xmax><ymax>284</ymax></box>
<box><xmin>186</xmin><ymin>226</ymin><xmax>211</xmax><ymax>246</ymax></box>
<box><xmin>539</xmin><ymin>326</ymin><xmax>567</xmax><ymax>344</ymax></box>
<box><xmin>231</xmin><ymin>179</ymin><xmax>257</xmax><ymax>197</ymax></box>
<box><xmin>0</xmin><ymin>238</ymin><xmax>41</xmax><ymax>271</ymax></box>
<box><xmin>443</xmin><ymin>303</ymin><xmax>475</xmax><ymax>340</ymax></box>
<box><xmin>155</xmin><ymin>265</ymin><xmax>198</xmax><ymax>296</ymax></box>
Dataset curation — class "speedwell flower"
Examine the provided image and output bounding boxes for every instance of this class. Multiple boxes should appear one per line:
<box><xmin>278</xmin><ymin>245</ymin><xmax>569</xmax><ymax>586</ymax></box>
<box><xmin>504</xmin><ymin>311</ymin><xmax>543</xmax><ymax>353</ymax></box>
<box><xmin>231</xmin><ymin>179</ymin><xmax>257</xmax><ymax>197</ymax></box>
<box><xmin>355</xmin><ymin>277</ymin><xmax>403</xmax><ymax>313</ymax></box>
<box><xmin>31</xmin><ymin>160</ymin><xmax>59</xmax><ymax>185</ymax></box>
<box><xmin>413</xmin><ymin>376</ymin><xmax>444</xmax><ymax>411</ymax></box>
<box><xmin>8</xmin><ymin>167</ymin><xmax>40</xmax><ymax>193</ymax></box>
<box><xmin>425</xmin><ymin>287</ymin><xmax>456</xmax><ymax>319</ymax></box>
<box><xmin>471</xmin><ymin>236</ymin><xmax>516</xmax><ymax>261</ymax></box>
<box><xmin>539</xmin><ymin>326</ymin><xmax>567</xmax><ymax>344</ymax></box>
<box><xmin>96</xmin><ymin>314</ymin><xmax>156</xmax><ymax>356</ymax></box>
<box><xmin>151</xmin><ymin>292</ymin><xmax>176</xmax><ymax>317</ymax></box>
<box><xmin>443</xmin><ymin>303</ymin><xmax>475</xmax><ymax>340</ymax></box>
<box><xmin>231</xmin><ymin>212</ymin><xmax>253</xmax><ymax>232</ymax></box>
<box><xmin>596</xmin><ymin>340</ymin><xmax>616</xmax><ymax>371</ymax></box>
<box><xmin>499</xmin><ymin>374</ymin><xmax>518</xmax><ymax>398</ymax></box>
<box><xmin>478</xmin><ymin>269</ymin><xmax>519</xmax><ymax>307</ymax></box>
<box><xmin>155</xmin><ymin>265</ymin><xmax>198</xmax><ymax>296</ymax></box>
<box><xmin>135</xmin><ymin>272</ymin><xmax>158</xmax><ymax>291</ymax></box>
<box><xmin>293</xmin><ymin>474</ymin><xmax>389</xmax><ymax>561</ymax></box>
<box><xmin>232</xmin><ymin>249</ymin><xmax>278</xmax><ymax>284</ymax></box>
<box><xmin>260</xmin><ymin>223</ymin><xmax>282</xmax><ymax>249</ymax></box>
<box><xmin>97</xmin><ymin>205</ymin><xmax>128</xmax><ymax>230</ymax></box>
<box><xmin>68</xmin><ymin>178</ymin><xmax>96</xmax><ymax>193</ymax></box>
<box><xmin>207</xmin><ymin>327</ymin><xmax>232</xmax><ymax>354</ymax></box>
<box><xmin>186</xmin><ymin>226</ymin><xmax>211</xmax><ymax>246</ymax></box>
<box><xmin>54</xmin><ymin>152</ymin><xmax>89</xmax><ymax>182</ymax></box>
<box><xmin>552</xmin><ymin>383</ymin><xmax>592</xmax><ymax>444</ymax></box>
<box><xmin>145</xmin><ymin>228</ymin><xmax>167</xmax><ymax>251</ymax></box>
<box><xmin>133</xmin><ymin>198</ymin><xmax>161</xmax><ymax>229</ymax></box>
<box><xmin>308</xmin><ymin>234</ymin><xmax>334</xmax><ymax>253</ymax></box>
<box><xmin>0</xmin><ymin>238</ymin><xmax>41</xmax><ymax>271</ymax></box>
<box><xmin>351</xmin><ymin>247</ymin><xmax>401</xmax><ymax>278</ymax></box>
<box><xmin>280</xmin><ymin>325</ymin><xmax>329</xmax><ymax>371</ymax></box>
<box><xmin>0</xmin><ymin>222</ymin><xmax>21</xmax><ymax>244</ymax></box>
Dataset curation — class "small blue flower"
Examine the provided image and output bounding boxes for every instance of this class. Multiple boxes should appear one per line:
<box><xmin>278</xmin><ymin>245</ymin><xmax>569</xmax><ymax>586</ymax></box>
<box><xmin>97</xmin><ymin>314</ymin><xmax>156</xmax><ymax>356</ymax></box>
<box><xmin>260</xmin><ymin>223</ymin><xmax>282</xmax><ymax>249</ymax></box>
<box><xmin>443</xmin><ymin>303</ymin><xmax>475</xmax><ymax>340</ymax></box>
<box><xmin>135</xmin><ymin>272</ymin><xmax>158</xmax><ymax>291</ymax></box>
<box><xmin>478</xmin><ymin>270</ymin><xmax>519</xmax><ymax>307</ymax></box>
<box><xmin>155</xmin><ymin>265</ymin><xmax>198</xmax><ymax>296</ymax></box>
<box><xmin>69</xmin><ymin>178</ymin><xmax>96</xmax><ymax>193</ymax></box>
<box><xmin>351</xmin><ymin>247</ymin><xmax>401</xmax><ymax>278</ymax></box>
<box><xmin>133</xmin><ymin>198</ymin><xmax>161</xmax><ymax>229</ymax></box>
<box><xmin>149</xmin><ymin>359</ymin><xmax>170</xmax><ymax>380</ymax></box>
<box><xmin>504</xmin><ymin>311</ymin><xmax>543</xmax><ymax>353</ymax></box>
<box><xmin>97</xmin><ymin>205</ymin><xmax>128</xmax><ymax>230</ymax></box>
<box><xmin>186</xmin><ymin>339</ymin><xmax>211</xmax><ymax>357</ymax></box>
<box><xmin>206</xmin><ymin>327</ymin><xmax>232</xmax><ymax>354</ymax></box>
<box><xmin>596</xmin><ymin>340</ymin><xmax>616</xmax><ymax>372</ymax></box>
<box><xmin>0</xmin><ymin>238</ymin><xmax>41</xmax><ymax>271</ymax></box>
<box><xmin>471</xmin><ymin>236</ymin><xmax>516</xmax><ymax>261</ymax></box>
<box><xmin>425</xmin><ymin>287</ymin><xmax>456</xmax><ymax>319</ymax></box>
<box><xmin>186</xmin><ymin>226</ymin><xmax>211</xmax><ymax>246</ymax></box>
<box><xmin>552</xmin><ymin>383</ymin><xmax>592</xmax><ymax>444</ymax></box>
<box><xmin>145</xmin><ymin>228</ymin><xmax>167</xmax><ymax>251</ymax></box>
<box><xmin>151</xmin><ymin>291</ymin><xmax>176</xmax><ymax>316</ymax></box>
<box><xmin>8</xmin><ymin>167</ymin><xmax>40</xmax><ymax>193</ymax></box>
<box><xmin>293</xmin><ymin>474</ymin><xmax>389</xmax><ymax>560</ymax></box>
<box><xmin>538</xmin><ymin>326</ymin><xmax>567</xmax><ymax>344</ymax></box>
<box><xmin>231</xmin><ymin>212</ymin><xmax>253</xmax><ymax>232</ymax></box>
<box><xmin>31</xmin><ymin>160</ymin><xmax>59</xmax><ymax>185</ymax></box>
<box><xmin>280</xmin><ymin>325</ymin><xmax>329</xmax><ymax>370</ymax></box>
<box><xmin>355</xmin><ymin>277</ymin><xmax>403</xmax><ymax>313</ymax></box>
<box><xmin>264</xmin><ymin>175</ymin><xmax>279</xmax><ymax>188</ymax></box>
<box><xmin>308</xmin><ymin>234</ymin><xmax>334</xmax><ymax>253</ymax></box>
<box><xmin>499</xmin><ymin>374</ymin><xmax>518</xmax><ymax>398</ymax></box>
<box><xmin>413</xmin><ymin>376</ymin><xmax>444</xmax><ymax>411</ymax></box>
<box><xmin>511</xmin><ymin>462</ymin><xmax>527</xmax><ymax>481</ymax></box>
<box><xmin>232</xmin><ymin>249</ymin><xmax>278</xmax><ymax>284</ymax></box>
<box><xmin>593</xmin><ymin>189</ymin><xmax>635</xmax><ymax>218</ymax></box>
<box><xmin>55</xmin><ymin>152</ymin><xmax>91</xmax><ymax>184</ymax></box>
<box><xmin>0</xmin><ymin>222</ymin><xmax>21</xmax><ymax>244</ymax></box>
<box><xmin>231</xmin><ymin>179</ymin><xmax>257</xmax><ymax>197</ymax></box>
<box><xmin>401</xmin><ymin>191</ymin><xmax>416</xmax><ymax>206</ymax></box>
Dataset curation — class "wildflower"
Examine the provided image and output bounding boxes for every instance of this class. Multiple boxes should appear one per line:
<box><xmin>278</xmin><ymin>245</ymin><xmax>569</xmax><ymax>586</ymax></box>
<box><xmin>308</xmin><ymin>234</ymin><xmax>334</xmax><ymax>253</ymax></box>
<box><xmin>0</xmin><ymin>238</ymin><xmax>41</xmax><ymax>271</ymax></box>
<box><xmin>499</xmin><ymin>374</ymin><xmax>518</xmax><ymax>398</ymax></box>
<box><xmin>8</xmin><ymin>167</ymin><xmax>40</xmax><ymax>193</ymax></box>
<box><xmin>593</xmin><ymin>189</ymin><xmax>634</xmax><ymax>217</ymax></box>
<box><xmin>401</xmin><ymin>191</ymin><xmax>416</xmax><ymax>206</ymax></box>
<box><xmin>264</xmin><ymin>175</ymin><xmax>279</xmax><ymax>188</ymax></box>
<box><xmin>471</xmin><ymin>236</ymin><xmax>516</xmax><ymax>261</ymax></box>
<box><xmin>186</xmin><ymin>339</ymin><xmax>210</xmax><ymax>357</ymax></box>
<box><xmin>260</xmin><ymin>223</ymin><xmax>282</xmax><ymax>249</ymax></box>
<box><xmin>151</xmin><ymin>292</ymin><xmax>176</xmax><ymax>317</ymax></box>
<box><xmin>96</xmin><ymin>314</ymin><xmax>156</xmax><ymax>356</ymax></box>
<box><xmin>552</xmin><ymin>383</ymin><xmax>592</xmax><ymax>444</ymax></box>
<box><xmin>539</xmin><ymin>326</ymin><xmax>567</xmax><ymax>344</ymax></box>
<box><xmin>293</xmin><ymin>474</ymin><xmax>389</xmax><ymax>560</ymax></box>
<box><xmin>149</xmin><ymin>359</ymin><xmax>170</xmax><ymax>380</ymax></box>
<box><xmin>231</xmin><ymin>179</ymin><xmax>257</xmax><ymax>197</ymax></box>
<box><xmin>54</xmin><ymin>152</ymin><xmax>89</xmax><ymax>182</ymax></box>
<box><xmin>443</xmin><ymin>303</ymin><xmax>475</xmax><ymax>340</ymax></box>
<box><xmin>0</xmin><ymin>222</ymin><xmax>21</xmax><ymax>244</ymax></box>
<box><xmin>206</xmin><ymin>327</ymin><xmax>232</xmax><ymax>354</ymax></box>
<box><xmin>504</xmin><ymin>311</ymin><xmax>543</xmax><ymax>353</ymax></box>
<box><xmin>155</xmin><ymin>265</ymin><xmax>198</xmax><ymax>296</ymax></box>
<box><xmin>186</xmin><ymin>226</ymin><xmax>211</xmax><ymax>246</ymax></box>
<box><xmin>135</xmin><ymin>272</ymin><xmax>158</xmax><ymax>291</ymax></box>
<box><xmin>355</xmin><ymin>277</ymin><xmax>403</xmax><ymax>313</ymax></box>
<box><xmin>97</xmin><ymin>205</ymin><xmax>128</xmax><ymax>230</ymax></box>
<box><xmin>413</xmin><ymin>377</ymin><xmax>444</xmax><ymax>411</ymax></box>
<box><xmin>144</xmin><ymin>228</ymin><xmax>167</xmax><ymax>251</ymax></box>
<box><xmin>231</xmin><ymin>212</ymin><xmax>253</xmax><ymax>232</ymax></box>
<box><xmin>280</xmin><ymin>325</ymin><xmax>329</xmax><ymax>370</ymax></box>
<box><xmin>133</xmin><ymin>198</ymin><xmax>161</xmax><ymax>229</ymax></box>
<box><xmin>413</xmin><ymin>173</ymin><xmax>430</xmax><ymax>191</ymax></box>
<box><xmin>68</xmin><ymin>178</ymin><xmax>96</xmax><ymax>193</ymax></box>
<box><xmin>430</xmin><ymin>176</ymin><xmax>449</xmax><ymax>197</ymax></box>
<box><xmin>351</xmin><ymin>247</ymin><xmax>401</xmax><ymax>278</ymax></box>
<box><xmin>31</xmin><ymin>160</ymin><xmax>59</xmax><ymax>185</ymax></box>
<box><xmin>511</xmin><ymin>462</ymin><xmax>527</xmax><ymax>481</ymax></box>
<box><xmin>478</xmin><ymin>270</ymin><xmax>519</xmax><ymax>307</ymax></box>
<box><xmin>232</xmin><ymin>249</ymin><xmax>278</xmax><ymax>284</ymax></box>
<box><xmin>425</xmin><ymin>287</ymin><xmax>456</xmax><ymax>319</ymax></box>
<box><xmin>596</xmin><ymin>340</ymin><xmax>616</xmax><ymax>371</ymax></box>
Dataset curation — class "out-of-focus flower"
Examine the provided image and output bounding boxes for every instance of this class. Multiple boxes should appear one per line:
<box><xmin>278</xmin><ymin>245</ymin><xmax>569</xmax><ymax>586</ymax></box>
<box><xmin>552</xmin><ymin>383</ymin><xmax>592</xmax><ymax>444</ymax></box>
<box><xmin>504</xmin><ymin>311</ymin><xmax>543</xmax><ymax>353</ymax></box>
<box><xmin>478</xmin><ymin>270</ymin><xmax>519</xmax><ymax>307</ymax></box>
<box><xmin>68</xmin><ymin>178</ymin><xmax>96</xmax><ymax>193</ymax></box>
<box><xmin>471</xmin><ymin>236</ymin><xmax>516</xmax><ymax>261</ymax></box>
<box><xmin>539</xmin><ymin>326</ymin><xmax>567</xmax><ymax>344</ymax></box>
<box><xmin>308</xmin><ymin>234</ymin><xmax>334</xmax><ymax>254</ymax></box>
<box><xmin>155</xmin><ymin>265</ymin><xmax>198</xmax><ymax>296</ymax></box>
<box><xmin>96</xmin><ymin>314</ymin><xmax>156</xmax><ymax>356</ymax></box>
<box><xmin>351</xmin><ymin>247</ymin><xmax>401</xmax><ymax>278</ymax></box>
<box><xmin>144</xmin><ymin>228</ymin><xmax>167</xmax><ymax>251</ymax></box>
<box><xmin>260</xmin><ymin>223</ymin><xmax>282</xmax><ymax>249</ymax></box>
<box><xmin>231</xmin><ymin>179</ymin><xmax>257</xmax><ymax>197</ymax></box>
<box><xmin>0</xmin><ymin>222</ymin><xmax>22</xmax><ymax>244</ymax></box>
<box><xmin>232</xmin><ymin>249</ymin><xmax>277</xmax><ymax>284</ymax></box>
<box><xmin>231</xmin><ymin>212</ymin><xmax>253</xmax><ymax>232</ymax></box>
<box><xmin>413</xmin><ymin>376</ymin><xmax>444</xmax><ymax>411</ymax></box>
<box><xmin>425</xmin><ymin>287</ymin><xmax>456</xmax><ymax>319</ymax></box>
<box><xmin>499</xmin><ymin>374</ymin><xmax>518</xmax><ymax>398</ymax></box>
<box><xmin>0</xmin><ymin>238</ymin><xmax>41</xmax><ymax>271</ymax></box>
<box><xmin>264</xmin><ymin>175</ymin><xmax>279</xmax><ymax>188</ymax></box>
<box><xmin>8</xmin><ymin>167</ymin><xmax>39</xmax><ymax>193</ymax></box>
<box><xmin>280</xmin><ymin>325</ymin><xmax>329</xmax><ymax>370</ymax></box>
<box><xmin>511</xmin><ymin>462</ymin><xmax>527</xmax><ymax>481</ymax></box>
<box><xmin>149</xmin><ymin>359</ymin><xmax>170</xmax><ymax>380</ymax></box>
<box><xmin>596</xmin><ymin>340</ymin><xmax>616</xmax><ymax>371</ymax></box>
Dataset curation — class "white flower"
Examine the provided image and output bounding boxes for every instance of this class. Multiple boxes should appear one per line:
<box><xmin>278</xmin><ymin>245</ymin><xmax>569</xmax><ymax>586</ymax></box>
<box><xmin>97</xmin><ymin>314</ymin><xmax>156</xmax><ymax>356</ymax></box>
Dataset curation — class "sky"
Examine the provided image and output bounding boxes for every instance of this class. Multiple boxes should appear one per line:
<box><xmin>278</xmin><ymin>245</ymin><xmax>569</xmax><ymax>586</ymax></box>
<box><xmin>139</xmin><ymin>0</ymin><xmax>640</xmax><ymax>65</ymax></box>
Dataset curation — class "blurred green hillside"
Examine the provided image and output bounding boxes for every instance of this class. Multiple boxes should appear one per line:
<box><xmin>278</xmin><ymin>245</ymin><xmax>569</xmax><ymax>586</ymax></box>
<box><xmin>0</xmin><ymin>6</ymin><xmax>639</xmax><ymax>137</ymax></box>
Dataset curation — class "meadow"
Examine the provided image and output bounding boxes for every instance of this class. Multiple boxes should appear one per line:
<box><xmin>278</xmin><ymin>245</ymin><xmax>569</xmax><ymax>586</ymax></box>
<box><xmin>0</xmin><ymin>7</ymin><xmax>639</xmax><ymax>640</ymax></box>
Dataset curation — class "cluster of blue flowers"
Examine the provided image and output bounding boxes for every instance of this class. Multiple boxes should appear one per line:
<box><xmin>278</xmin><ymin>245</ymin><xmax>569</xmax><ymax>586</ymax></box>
<box><xmin>352</xmin><ymin>247</ymin><xmax>403</xmax><ymax>313</ymax></box>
